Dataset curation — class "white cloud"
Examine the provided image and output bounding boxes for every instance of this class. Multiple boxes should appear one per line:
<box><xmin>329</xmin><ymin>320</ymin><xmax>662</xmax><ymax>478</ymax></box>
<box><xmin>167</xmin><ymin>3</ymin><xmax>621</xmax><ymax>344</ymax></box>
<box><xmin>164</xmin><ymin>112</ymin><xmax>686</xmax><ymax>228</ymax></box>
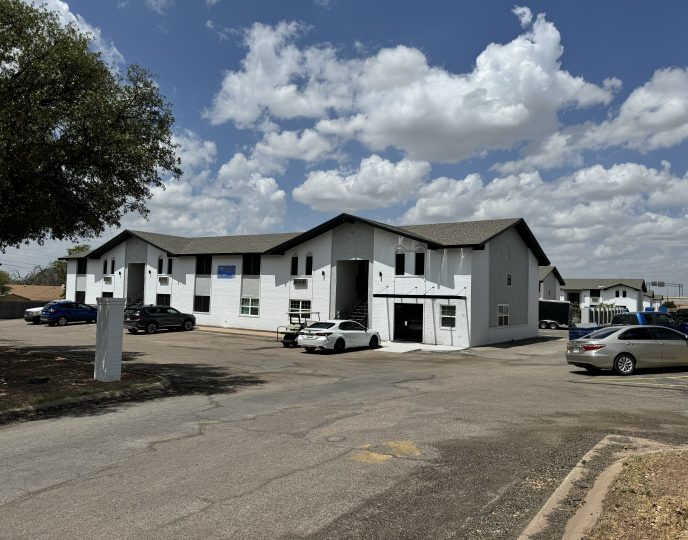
<box><xmin>292</xmin><ymin>155</ymin><xmax>430</xmax><ymax>212</ymax></box>
<box><xmin>496</xmin><ymin>68</ymin><xmax>688</xmax><ymax>173</ymax></box>
<box><xmin>402</xmin><ymin>162</ymin><xmax>688</xmax><ymax>278</ymax></box>
<box><xmin>253</xmin><ymin>129</ymin><xmax>333</xmax><ymax>162</ymax></box>
<box><xmin>205</xmin><ymin>12</ymin><xmax>614</xmax><ymax>162</ymax></box>
<box><xmin>25</xmin><ymin>0</ymin><xmax>125</xmax><ymax>68</ymax></box>
<box><xmin>144</xmin><ymin>0</ymin><xmax>173</xmax><ymax>14</ymax></box>
<box><xmin>512</xmin><ymin>6</ymin><xmax>532</xmax><ymax>28</ymax></box>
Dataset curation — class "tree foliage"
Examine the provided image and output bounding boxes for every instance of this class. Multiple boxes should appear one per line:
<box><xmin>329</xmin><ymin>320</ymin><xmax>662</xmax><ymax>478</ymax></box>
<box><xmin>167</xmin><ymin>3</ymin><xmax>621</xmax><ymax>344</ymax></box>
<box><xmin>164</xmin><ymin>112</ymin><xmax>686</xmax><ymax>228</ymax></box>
<box><xmin>0</xmin><ymin>0</ymin><xmax>181</xmax><ymax>250</ymax></box>
<box><xmin>18</xmin><ymin>244</ymin><xmax>90</xmax><ymax>285</ymax></box>
<box><xmin>0</xmin><ymin>268</ymin><xmax>10</xmax><ymax>294</ymax></box>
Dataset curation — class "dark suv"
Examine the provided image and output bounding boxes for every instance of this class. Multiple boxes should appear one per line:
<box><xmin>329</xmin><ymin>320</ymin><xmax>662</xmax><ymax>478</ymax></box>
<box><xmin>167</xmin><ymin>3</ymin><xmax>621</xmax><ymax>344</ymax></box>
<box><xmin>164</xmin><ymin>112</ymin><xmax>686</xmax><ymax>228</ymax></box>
<box><xmin>124</xmin><ymin>305</ymin><xmax>196</xmax><ymax>334</ymax></box>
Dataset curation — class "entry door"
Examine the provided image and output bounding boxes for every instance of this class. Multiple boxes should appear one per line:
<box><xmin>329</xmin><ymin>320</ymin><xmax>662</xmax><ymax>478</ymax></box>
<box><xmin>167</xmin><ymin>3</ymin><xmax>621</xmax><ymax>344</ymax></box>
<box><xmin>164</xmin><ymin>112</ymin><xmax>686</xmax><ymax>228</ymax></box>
<box><xmin>394</xmin><ymin>303</ymin><xmax>423</xmax><ymax>342</ymax></box>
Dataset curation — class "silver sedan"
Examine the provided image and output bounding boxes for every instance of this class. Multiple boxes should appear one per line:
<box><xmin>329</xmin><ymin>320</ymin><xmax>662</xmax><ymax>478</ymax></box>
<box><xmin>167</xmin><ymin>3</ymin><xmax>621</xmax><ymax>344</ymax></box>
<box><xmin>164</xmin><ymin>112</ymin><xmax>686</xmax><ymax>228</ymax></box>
<box><xmin>566</xmin><ymin>325</ymin><xmax>688</xmax><ymax>375</ymax></box>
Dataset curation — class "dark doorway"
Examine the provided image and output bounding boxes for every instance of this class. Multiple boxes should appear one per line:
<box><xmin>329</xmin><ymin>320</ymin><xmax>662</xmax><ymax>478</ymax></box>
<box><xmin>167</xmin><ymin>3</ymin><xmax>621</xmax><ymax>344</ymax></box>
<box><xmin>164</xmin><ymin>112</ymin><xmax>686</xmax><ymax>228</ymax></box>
<box><xmin>567</xmin><ymin>292</ymin><xmax>580</xmax><ymax>303</ymax></box>
<box><xmin>335</xmin><ymin>260</ymin><xmax>369</xmax><ymax>325</ymax></box>
<box><xmin>394</xmin><ymin>303</ymin><xmax>423</xmax><ymax>342</ymax></box>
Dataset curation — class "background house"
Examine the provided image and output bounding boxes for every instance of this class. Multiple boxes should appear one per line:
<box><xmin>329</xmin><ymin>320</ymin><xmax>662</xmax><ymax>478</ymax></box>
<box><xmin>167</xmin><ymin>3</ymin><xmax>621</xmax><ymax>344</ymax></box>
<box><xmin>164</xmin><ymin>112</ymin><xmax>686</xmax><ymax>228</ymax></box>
<box><xmin>539</xmin><ymin>266</ymin><xmax>565</xmax><ymax>300</ymax></box>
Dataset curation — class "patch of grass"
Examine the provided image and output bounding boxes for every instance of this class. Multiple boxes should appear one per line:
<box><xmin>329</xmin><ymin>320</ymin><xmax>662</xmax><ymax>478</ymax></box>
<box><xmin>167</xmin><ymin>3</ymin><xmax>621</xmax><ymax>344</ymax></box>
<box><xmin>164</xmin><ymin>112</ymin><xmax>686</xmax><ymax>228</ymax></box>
<box><xmin>0</xmin><ymin>348</ymin><xmax>159</xmax><ymax>411</ymax></box>
<box><xmin>585</xmin><ymin>450</ymin><xmax>688</xmax><ymax>540</ymax></box>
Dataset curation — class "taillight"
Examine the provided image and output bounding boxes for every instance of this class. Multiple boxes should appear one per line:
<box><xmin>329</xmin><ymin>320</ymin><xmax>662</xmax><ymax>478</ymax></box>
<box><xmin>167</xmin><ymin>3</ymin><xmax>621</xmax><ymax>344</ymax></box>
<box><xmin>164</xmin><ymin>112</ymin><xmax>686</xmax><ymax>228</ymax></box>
<box><xmin>582</xmin><ymin>344</ymin><xmax>606</xmax><ymax>351</ymax></box>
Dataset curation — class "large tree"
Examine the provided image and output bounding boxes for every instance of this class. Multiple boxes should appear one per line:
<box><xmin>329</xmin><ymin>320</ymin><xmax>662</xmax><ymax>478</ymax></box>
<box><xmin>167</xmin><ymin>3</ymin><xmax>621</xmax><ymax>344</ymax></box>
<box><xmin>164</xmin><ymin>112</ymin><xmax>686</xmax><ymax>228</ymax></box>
<box><xmin>0</xmin><ymin>0</ymin><xmax>181</xmax><ymax>251</ymax></box>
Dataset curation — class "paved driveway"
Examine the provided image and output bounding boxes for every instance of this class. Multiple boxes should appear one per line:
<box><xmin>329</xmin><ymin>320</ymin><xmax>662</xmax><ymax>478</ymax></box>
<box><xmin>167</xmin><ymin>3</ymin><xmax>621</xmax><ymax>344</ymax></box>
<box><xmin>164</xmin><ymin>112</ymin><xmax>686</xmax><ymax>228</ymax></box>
<box><xmin>1</xmin><ymin>320</ymin><xmax>688</xmax><ymax>539</ymax></box>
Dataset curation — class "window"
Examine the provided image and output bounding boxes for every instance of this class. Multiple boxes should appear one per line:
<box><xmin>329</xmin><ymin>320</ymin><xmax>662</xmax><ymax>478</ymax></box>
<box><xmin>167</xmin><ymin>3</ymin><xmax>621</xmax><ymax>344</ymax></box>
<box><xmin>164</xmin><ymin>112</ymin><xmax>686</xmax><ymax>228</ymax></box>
<box><xmin>102</xmin><ymin>260</ymin><xmax>108</xmax><ymax>274</ymax></box>
<box><xmin>507</xmin><ymin>274</ymin><xmax>512</xmax><ymax>286</ymax></box>
<box><xmin>340</xmin><ymin>321</ymin><xmax>366</xmax><ymax>331</ymax></box>
<box><xmin>193</xmin><ymin>295</ymin><xmax>210</xmax><ymax>312</ymax></box>
<box><xmin>289</xmin><ymin>299</ymin><xmax>311</xmax><ymax>317</ymax></box>
<box><xmin>241</xmin><ymin>297</ymin><xmax>259</xmax><ymax>316</ymax></box>
<box><xmin>497</xmin><ymin>304</ymin><xmax>509</xmax><ymax>326</ymax></box>
<box><xmin>587</xmin><ymin>327</ymin><xmax>622</xmax><ymax>340</ymax></box>
<box><xmin>101</xmin><ymin>292</ymin><xmax>113</xmax><ymax>298</ymax></box>
<box><xmin>619</xmin><ymin>327</ymin><xmax>654</xmax><ymax>341</ymax></box>
<box><xmin>414</xmin><ymin>251</ymin><xmax>425</xmax><ymax>276</ymax></box>
<box><xmin>77</xmin><ymin>259</ymin><xmax>87</xmax><ymax>275</ymax></box>
<box><xmin>156</xmin><ymin>294</ymin><xmax>171</xmax><ymax>306</ymax></box>
<box><xmin>158</xmin><ymin>257</ymin><xmax>164</xmax><ymax>274</ymax></box>
<box><xmin>305</xmin><ymin>255</ymin><xmax>313</xmax><ymax>276</ymax></box>
<box><xmin>110</xmin><ymin>259</ymin><xmax>115</xmax><ymax>274</ymax></box>
<box><xmin>75</xmin><ymin>291</ymin><xmax>86</xmax><ymax>303</ymax></box>
<box><xmin>622</xmin><ymin>290</ymin><xmax>627</xmax><ymax>298</ymax></box>
<box><xmin>242</xmin><ymin>254</ymin><xmax>261</xmax><ymax>276</ymax></box>
<box><xmin>651</xmin><ymin>327</ymin><xmax>686</xmax><ymax>341</ymax></box>
<box><xmin>395</xmin><ymin>252</ymin><xmax>405</xmax><ymax>275</ymax></box>
<box><xmin>291</xmin><ymin>256</ymin><xmax>299</xmax><ymax>276</ymax></box>
<box><xmin>441</xmin><ymin>305</ymin><xmax>456</xmax><ymax>328</ymax></box>
<box><xmin>167</xmin><ymin>258</ymin><xmax>173</xmax><ymax>275</ymax></box>
<box><xmin>615</xmin><ymin>290</ymin><xmax>620</xmax><ymax>297</ymax></box>
<box><xmin>196</xmin><ymin>255</ymin><xmax>212</xmax><ymax>275</ymax></box>
<box><xmin>612</xmin><ymin>314</ymin><xmax>638</xmax><ymax>325</ymax></box>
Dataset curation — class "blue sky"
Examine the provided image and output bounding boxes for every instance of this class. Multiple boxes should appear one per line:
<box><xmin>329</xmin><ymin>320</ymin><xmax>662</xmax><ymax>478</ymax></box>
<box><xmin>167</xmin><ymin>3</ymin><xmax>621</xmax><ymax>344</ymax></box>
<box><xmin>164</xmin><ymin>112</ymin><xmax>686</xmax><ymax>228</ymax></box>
<box><xmin>4</xmin><ymin>0</ymin><xmax>688</xmax><ymax>296</ymax></box>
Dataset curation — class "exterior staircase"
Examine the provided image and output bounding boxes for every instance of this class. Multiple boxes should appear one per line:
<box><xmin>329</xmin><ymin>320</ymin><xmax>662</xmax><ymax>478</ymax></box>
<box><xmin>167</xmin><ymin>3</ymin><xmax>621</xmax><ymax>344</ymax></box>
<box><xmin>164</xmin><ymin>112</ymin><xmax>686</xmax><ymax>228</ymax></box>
<box><xmin>348</xmin><ymin>300</ymin><xmax>369</xmax><ymax>327</ymax></box>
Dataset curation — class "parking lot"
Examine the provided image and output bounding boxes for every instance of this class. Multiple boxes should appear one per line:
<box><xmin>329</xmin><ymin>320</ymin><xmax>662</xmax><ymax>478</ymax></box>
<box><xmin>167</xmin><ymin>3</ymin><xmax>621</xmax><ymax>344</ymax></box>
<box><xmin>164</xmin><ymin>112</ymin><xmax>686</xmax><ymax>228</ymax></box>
<box><xmin>2</xmin><ymin>320</ymin><xmax>688</xmax><ymax>539</ymax></box>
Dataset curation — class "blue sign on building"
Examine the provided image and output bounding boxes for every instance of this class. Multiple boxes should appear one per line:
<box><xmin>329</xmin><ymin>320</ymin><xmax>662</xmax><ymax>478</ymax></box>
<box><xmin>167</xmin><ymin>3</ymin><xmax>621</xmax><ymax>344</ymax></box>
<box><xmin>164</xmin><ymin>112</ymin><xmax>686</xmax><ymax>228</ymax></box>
<box><xmin>217</xmin><ymin>265</ymin><xmax>236</xmax><ymax>279</ymax></box>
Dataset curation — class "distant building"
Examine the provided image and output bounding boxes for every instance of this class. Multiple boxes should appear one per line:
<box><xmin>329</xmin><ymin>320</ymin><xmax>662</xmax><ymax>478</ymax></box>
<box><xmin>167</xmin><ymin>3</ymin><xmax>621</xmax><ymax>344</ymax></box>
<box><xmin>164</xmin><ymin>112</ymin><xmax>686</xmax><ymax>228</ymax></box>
<box><xmin>560</xmin><ymin>278</ymin><xmax>661</xmax><ymax>312</ymax></box>
<box><xmin>538</xmin><ymin>266</ymin><xmax>565</xmax><ymax>300</ymax></box>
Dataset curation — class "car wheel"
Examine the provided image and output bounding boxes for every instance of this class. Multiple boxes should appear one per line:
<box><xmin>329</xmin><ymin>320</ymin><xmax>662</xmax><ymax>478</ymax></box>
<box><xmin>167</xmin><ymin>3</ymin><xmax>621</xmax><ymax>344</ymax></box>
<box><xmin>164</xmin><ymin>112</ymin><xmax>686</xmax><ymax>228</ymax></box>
<box><xmin>145</xmin><ymin>322</ymin><xmax>157</xmax><ymax>335</ymax></box>
<box><xmin>548</xmin><ymin>322</ymin><xmax>558</xmax><ymax>330</ymax></box>
<box><xmin>538</xmin><ymin>321</ymin><xmax>548</xmax><ymax>329</ymax></box>
<box><xmin>128</xmin><ymin>328</ymin><xmax>138</xmax><ymax>334</ymax></box>
<box><xmin>613</xmin><ymin>353</ymin><xmax>636</xmax><ymax>376</ymax></box>
<box><xmin>182</xmin><ymin>320</ymin><xmax>194</xmax><ymax>331</ymax></box>
<box><xmin>282</xmin><ymin>342</ymin><xmax>290</xmax><ymax>347</ymax></box>
<box><xmin>333</xmin><ymin>338</ymin><xmax>345</xmax><ymax>353</ymax></box>
<box><xmin>369</xmin><ymin>335</ymin><xmax>379</xmax><ymax>349</ymax></box>
<box><xmin>57</xmin><ymin>316</ymin><xmax>68</xmax><ymax>327</ymax></box>
<box><xmin>305</xmin><ymin>347</ymin><xmax>315</xmax><ymax>353</ymax></box>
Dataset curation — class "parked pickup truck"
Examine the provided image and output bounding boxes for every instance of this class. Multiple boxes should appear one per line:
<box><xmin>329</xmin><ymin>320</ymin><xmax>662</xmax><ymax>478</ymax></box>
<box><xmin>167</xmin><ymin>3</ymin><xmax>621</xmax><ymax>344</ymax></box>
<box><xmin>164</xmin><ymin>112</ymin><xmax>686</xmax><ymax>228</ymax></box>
<box><xmin>568</xmin><ymin>311</ymin><xmax>688</xmax><ymax>340</ymax></box>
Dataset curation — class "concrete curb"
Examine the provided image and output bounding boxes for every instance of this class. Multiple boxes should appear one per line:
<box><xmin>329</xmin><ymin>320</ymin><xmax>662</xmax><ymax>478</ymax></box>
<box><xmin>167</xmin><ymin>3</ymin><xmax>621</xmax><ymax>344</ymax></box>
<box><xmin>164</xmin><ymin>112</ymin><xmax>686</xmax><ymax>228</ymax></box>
<box><xmin>518</xmin><ymin>436</ymin><xmax>679</xmax><ymax>540</ymax></box>
<box><xmin>0</xmin><ymin>376</ymin><xmax>171</xmax><ymax>425</ymax></box>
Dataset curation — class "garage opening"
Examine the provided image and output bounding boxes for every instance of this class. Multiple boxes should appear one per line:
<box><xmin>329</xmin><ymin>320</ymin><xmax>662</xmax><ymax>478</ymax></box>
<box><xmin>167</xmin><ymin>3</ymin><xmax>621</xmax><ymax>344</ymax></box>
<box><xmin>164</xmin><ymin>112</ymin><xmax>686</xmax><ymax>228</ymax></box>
<box><xmin>394</xmin><ymin>303</ymin><xmax>423</xmax><ymax>342</ymax></box>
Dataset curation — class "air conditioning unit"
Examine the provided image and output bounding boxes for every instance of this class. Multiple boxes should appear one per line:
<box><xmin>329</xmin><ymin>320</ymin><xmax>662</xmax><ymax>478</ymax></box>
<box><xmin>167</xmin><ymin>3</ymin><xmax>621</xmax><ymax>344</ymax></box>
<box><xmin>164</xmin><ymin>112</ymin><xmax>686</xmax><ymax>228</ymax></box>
<box><xmin>293</xmin><ymin>278</ymin><xmax>308</xmax><ymax>289</ymax></box>
<box><xmin>590</xmin><ymin>296</ymin><xmax>600</xmax><ymax>303</ymax></box>
<box><xmin>158</xmin><ymin>276</ymin><xmax>169</xmax><ymax>286</ymax></box>
<box><xmin>103</xmin><ymin>276</ymin><xmax>112</xmax><ymax>285</ymax></box>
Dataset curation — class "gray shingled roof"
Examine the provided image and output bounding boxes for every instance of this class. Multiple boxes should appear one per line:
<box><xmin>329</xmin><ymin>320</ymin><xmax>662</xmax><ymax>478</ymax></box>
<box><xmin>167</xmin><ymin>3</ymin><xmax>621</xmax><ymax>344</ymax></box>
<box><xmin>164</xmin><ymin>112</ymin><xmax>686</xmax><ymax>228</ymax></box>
<box><xmin>64</xmin><ymin>213</ymin><xmax>549</xmax><ymax>265</ymax></box>
<box><xmin>562</xmin><ymin>278</ymin><xmax>647</xmax><ymax>292</ymax></box>
<box><xmin>538</xmin><ymin>265</ymin><xmax>566</xmax><ymax>285</ymax></box>
<box><xmin>401</xmin><ymin>218</ymin><xmax>520</xmax><ymax>246</ymax></box>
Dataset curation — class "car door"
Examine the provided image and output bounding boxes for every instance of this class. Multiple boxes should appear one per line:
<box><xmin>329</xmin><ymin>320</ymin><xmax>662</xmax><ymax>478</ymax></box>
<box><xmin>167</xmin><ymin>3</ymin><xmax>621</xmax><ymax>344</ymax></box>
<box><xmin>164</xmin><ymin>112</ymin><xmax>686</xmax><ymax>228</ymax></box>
<box><xmin>77</xmin><ymin>303</ymin><xmax>96</xmax><ymax>322</ymax></box>
<box><xmin>161</xmin><ymin>307</ymin><xmax>182</xmax><ymax>328</ymax></box>
<box><xmin>650</xmin><ymin>327</ymin><xmax>688</xmax><ymax>367</ymax></box>
<box><xmin>345</xmin><ymin>321</ymin><xmax>367</xmax><ymax>347</ymax></box>
<box><xmin>618</xmin><ymin>327</ymin><xmax>661</xmax><ymax>368</ymax></box>
<box><xmin>337</xmin><ymin>321</ymin><xmax>357</xmax><ymax>348</ymax></box>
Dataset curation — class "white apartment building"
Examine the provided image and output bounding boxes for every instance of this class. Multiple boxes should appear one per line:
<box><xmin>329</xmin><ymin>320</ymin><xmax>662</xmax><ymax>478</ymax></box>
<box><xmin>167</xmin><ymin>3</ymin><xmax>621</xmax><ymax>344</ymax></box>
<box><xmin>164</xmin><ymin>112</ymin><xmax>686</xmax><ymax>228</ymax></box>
<box><xmin>63</xmin><ymin>213</ymin><xmax>550</xmax><ymax>348</ymax></box>
<box><xmin>560</xmin><ymin>278</ymin><xmax>661</xmax><ymax>312</ymax></box>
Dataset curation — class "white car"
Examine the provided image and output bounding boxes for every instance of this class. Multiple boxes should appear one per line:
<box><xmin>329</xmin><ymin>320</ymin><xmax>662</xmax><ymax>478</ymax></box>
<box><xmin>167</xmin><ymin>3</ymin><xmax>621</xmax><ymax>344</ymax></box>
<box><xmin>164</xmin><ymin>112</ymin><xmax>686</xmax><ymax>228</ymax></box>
<box><xmin>296</xmin><ymin>319</ymin><xmax>381</xmax><ymax>353</ymax></box>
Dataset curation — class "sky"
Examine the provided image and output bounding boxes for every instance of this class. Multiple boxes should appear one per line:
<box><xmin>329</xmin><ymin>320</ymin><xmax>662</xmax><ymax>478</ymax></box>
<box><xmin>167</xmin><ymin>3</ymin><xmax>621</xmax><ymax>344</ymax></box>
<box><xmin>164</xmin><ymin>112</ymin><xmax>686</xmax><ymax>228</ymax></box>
<box><xmin>4</xmin><ymin>0</ymin><xmax>688</xmax><ymax>296</ymax></box>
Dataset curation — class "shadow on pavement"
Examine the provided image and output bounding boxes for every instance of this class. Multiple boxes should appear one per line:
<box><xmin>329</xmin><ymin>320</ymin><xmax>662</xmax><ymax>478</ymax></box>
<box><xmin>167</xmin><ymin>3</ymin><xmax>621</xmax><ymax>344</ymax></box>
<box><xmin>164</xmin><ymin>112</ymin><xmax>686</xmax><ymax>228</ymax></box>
<box><xmin>1</xmin><ymin>344</ymin><xmax>266</xmax><ymax>423</ymax></box>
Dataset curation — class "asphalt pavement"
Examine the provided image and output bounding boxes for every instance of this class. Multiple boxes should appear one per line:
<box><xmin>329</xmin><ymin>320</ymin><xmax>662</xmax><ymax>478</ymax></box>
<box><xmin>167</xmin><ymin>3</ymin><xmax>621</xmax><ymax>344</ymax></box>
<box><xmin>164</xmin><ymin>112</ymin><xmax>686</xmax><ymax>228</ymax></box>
<box><xmin>1</xmin><ymin>321</ymin><xmax>688</xmax><ymax>539</ymax></box>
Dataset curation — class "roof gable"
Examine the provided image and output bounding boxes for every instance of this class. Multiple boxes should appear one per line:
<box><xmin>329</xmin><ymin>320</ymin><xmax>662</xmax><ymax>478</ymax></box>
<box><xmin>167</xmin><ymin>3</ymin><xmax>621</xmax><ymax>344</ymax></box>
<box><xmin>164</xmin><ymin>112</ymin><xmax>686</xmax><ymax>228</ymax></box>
<box><xmin>539</xmin><ymin>265</ymin><xmax>565</xmax><ymax>285</ymax></box>
<box><xmin>562</xmin><ymin>278</ymin><xmax>647</xmax><ymax>293</ymax></box>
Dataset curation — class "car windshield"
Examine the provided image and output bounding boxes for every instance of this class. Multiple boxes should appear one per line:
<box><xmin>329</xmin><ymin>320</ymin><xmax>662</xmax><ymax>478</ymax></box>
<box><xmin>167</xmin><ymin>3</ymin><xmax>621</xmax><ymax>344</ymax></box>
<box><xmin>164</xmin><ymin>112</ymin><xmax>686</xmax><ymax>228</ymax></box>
<box><xmin>583</xmin><ymin>327</ymin><xmax>620</xmax><ymax>340</ymax></box>
<box><xmin>307</xmin><ymin>322</ymin><xmax>335</xmax><ymax>329</ymax></box>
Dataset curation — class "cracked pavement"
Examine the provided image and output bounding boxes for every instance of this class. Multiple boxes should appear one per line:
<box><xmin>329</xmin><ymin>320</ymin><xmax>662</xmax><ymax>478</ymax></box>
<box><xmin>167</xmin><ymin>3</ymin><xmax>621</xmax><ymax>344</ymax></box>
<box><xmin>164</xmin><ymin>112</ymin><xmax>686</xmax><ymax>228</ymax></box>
<box><xmin>2</xmin><ymin>320</ymin><xmax>688</xmax><ymax>539</ymax></box>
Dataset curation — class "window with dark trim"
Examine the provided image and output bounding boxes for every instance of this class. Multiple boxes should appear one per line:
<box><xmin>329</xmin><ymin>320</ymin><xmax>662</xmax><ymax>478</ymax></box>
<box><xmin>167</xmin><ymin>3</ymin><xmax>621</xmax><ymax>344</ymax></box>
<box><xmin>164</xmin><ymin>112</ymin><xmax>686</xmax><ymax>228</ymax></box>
<box><xmin>75</xmin><ymin>291</ymin><xmax>86</xmax><ymax>303</ymax></box>
<box><xmin>507</xmin><ymin>274</ymin><xmax>512</xmax><ymax>286</ymax></box>
<box><xmin>196</xmin><ymin>255</ymin><xmax>212</xmax><ymax>275</ymax></box>
<box><xmin>441</xmin><ymin>305</ymin><xmax>456</xmax><ymax>327</ymax></box>
<box><xmin>305</xmin><ymin>255</ymin><xmax>313</xmax><ymax>276</ymax></box>
<box><xmin>102</xmin><ymin>260</ymin><xmax>108</xmax><ymax>275</ymax></box>
<box><xmin>77</xmin><ymin>259</ymin><xmax>87</xmax><ymax>275</ymax></box>
<box><xmin>110</xmin><ymin>259</ymin><xmax>115</xmax><ymax>274</ymax></box>
<box><xmin>193</xmin><ymin>295</ymin><xmax>210</xmax><ymax>312</ymax></box>
<box><xmin>158</xmin><ymin>257</ymin><xmax>164</xmax><ymax>274</ymax></box>
<box><xmin>497</xmin><ymin>304</ymin><xmax>510</xmax><ymax>326</ymax></box>
<box><xmin>623</xmin><ymin>290</ymin><xmax>627</xmax><ymax>298</ymax></box>
<box><xmin>291</xmin><ymin>256</ymin><xmax>298</xmax><ymax>276</ymax></box>
<box><xmin>167</xmin><ymin>258</ymin><xmax>173</xmax><ymax>275</ymax></box>
<box><xmin>615</xmin><ymin>290</ymin><xmax>620</xmax><ymax>297</ymax></box>
<box><xmin>395</xmin><ymin>253</ymin><xmax>405</xmax><ymax>275</ymax></box>
<box><xmin>414</xmin><ymin>251</ymin><xmax>425</xmax><ymax>276</ymax></box>
<box><xmin>156</xmin><ymin>293</ymin><xmax>171</xmax><ymax>306</ymax></box>
<box><xmin>101</xmin><ymin>292</ymin><xmax>113</xmax><ymax>298</ymax></box>
<box><xmin>242</xmin><ymin>254</ymin><xmax>261</xmax><ymax>276</ymax></box>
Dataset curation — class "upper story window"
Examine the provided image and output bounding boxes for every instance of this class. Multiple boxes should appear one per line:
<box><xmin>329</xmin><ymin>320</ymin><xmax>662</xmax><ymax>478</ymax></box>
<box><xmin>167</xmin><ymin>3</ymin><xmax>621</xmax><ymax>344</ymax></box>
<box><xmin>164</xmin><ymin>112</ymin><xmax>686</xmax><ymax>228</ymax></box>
<box><xmin>196</xmin><ymin>255</ymin><xmax>212</xmax><ymax>275</ymax></box>
<box><xmin>291</xmin><ymin>255</ymin><xmax>298</xmax><ymax>276</ymax></box>
<box><xmin>102</xmin><ymin>259</ymin><xmax>108</xmax><ymax>275</ymax></box>
<box><xmin>242</xmin><ymin>254</ymin><xmax>261</xmax><ymax>276</ymax></box>
<box><xmin>77</xmin><ymin>259</ymin><xmax>87</xmax><ymax>275</ymax></box>
<box><xmin>110</xmin><ymin>259</ymin><xmax>115</xmax><ymax>274</ymax></box>
<box><xmin>158</xmin><ymin>257</ymin><xmax>164</xmax><ymax>274</ymax></box>
<box><xmin>507</xmin><ymin>274</ymin><xmax>512</xmax><ymax>286</ymax></box>
<box><xmin>395</xmin><ymin>249</ymin><xmax>405</xmax><ymax>276</ymax></box>
<box><xmin>414</xmin><ymin>249</ymin><xmax>425</xmax><ymax>276</ymax></box>
<box><xmin>615</xmin><ymin>290</ymin><xmax>620</xmax><ymax>297</ymax></box>
<box><xmin>167</xmin><ymin>258</ymin><xmax>173</xmax><ymax>275</ymax></box>
<box><xmin>623</xmin><ymin>290</ymin><xmax>627</xmax><ymax>298</ymax></box>
<box><xmin>305</xmin><ymin>254</ymin><xmax>313</xmax><ymax>276</ymax></box>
